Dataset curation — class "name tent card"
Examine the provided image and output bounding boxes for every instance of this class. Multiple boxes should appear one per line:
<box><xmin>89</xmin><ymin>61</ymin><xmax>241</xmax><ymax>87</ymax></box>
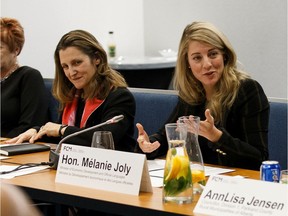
<box><xmin>55</xmin><ymin>144</ymin><xmax>152</xmax><ymax>195</ymax></box>
<box><xmin>194</xmin><ymin>175</ymin><xmax>288</xmax><ymax>216</ymax></box>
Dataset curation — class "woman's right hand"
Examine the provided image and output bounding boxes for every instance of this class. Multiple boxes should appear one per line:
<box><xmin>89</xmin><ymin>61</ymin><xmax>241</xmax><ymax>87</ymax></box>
<box><xmin>136</xmin><ymin>123</ymin><xmax>160</xmax><ymax>153</ymax></box>
<box><xmin>4</xmin><ymin>128</ymin><xmax>38</xmax><ymax>144</ymax></box>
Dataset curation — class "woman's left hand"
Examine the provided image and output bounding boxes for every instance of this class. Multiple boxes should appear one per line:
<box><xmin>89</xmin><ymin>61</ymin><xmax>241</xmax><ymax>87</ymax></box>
<box><xmin>199</xmin><ymin>109</ymin><xmax>222</xmax><ymax>142</ymax></box>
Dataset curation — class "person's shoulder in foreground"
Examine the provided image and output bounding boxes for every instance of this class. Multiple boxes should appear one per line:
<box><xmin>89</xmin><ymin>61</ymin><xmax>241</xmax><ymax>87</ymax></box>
<box><xmin>1</xmin><ymin>183</ymin><xmax>43</xmax><ymax>216</ymax></box>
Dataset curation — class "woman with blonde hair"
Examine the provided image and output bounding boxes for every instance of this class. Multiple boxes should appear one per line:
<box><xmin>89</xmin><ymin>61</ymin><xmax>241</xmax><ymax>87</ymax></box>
<box><xmin>136</xmin><ymin>21</ymin><xmax>269</xmax><ymax>170</ymax></box>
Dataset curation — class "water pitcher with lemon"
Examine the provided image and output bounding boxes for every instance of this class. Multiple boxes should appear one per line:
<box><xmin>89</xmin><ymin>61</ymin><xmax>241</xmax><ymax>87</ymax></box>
<box><xmin>178</xmin><ymin>116</ymin><xmax>206</xmax><ymax>194</ymax></box>
<box><xmin>163</xmin><ymin>123</ymin><xmax>193</xmax><ymax>204</ymax></box>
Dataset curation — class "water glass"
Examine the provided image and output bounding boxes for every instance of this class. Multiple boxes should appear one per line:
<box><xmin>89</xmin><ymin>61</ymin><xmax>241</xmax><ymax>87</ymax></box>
<box><xmin>91</xmin><ymin>131</ymin><xmax>115</xmax><ymax>150</ymax></box>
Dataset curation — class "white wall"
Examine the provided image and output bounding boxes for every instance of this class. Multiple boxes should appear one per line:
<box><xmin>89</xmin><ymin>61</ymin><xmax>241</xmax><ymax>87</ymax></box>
<box><xmin>1</xmin><ymin>0</ymin><xmax>145</xmax><ymax>78</ymax></box>
<box><xmin>1</xmin><ymin>0</ymin><xmax>287</xmax><ymax>99</ymax></box>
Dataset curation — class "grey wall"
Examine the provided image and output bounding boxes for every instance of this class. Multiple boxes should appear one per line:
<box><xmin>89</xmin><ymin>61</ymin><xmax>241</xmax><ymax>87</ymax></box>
<box><xmin>1</xmin><ymin>0</ymin><xmax>287</xmax><ymax>99</ymax></box>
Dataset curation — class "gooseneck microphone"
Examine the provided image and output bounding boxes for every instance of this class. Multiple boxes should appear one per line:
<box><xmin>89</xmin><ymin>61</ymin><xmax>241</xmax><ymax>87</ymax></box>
<box><xmin>49</xmin><ymin>115</ymin><xmax>124</xmax><ymax>169</ymax></box>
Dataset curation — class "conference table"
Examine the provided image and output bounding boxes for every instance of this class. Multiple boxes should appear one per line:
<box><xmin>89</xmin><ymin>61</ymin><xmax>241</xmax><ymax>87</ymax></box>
<box><xmin>1</xmin><ymin>146</ymin><xmax>260</xmax><ymax>216</ymax></box>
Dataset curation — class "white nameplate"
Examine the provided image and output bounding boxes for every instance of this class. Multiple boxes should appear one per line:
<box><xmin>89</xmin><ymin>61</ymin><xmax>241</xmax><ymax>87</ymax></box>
<box><xmin>55</xmin><ymin>144</ymin><xmax>152</xmax><ymax>195</ymax></box>
<box><xmin>194</xmin><ymin>175</ymin><xmax>288</xmax><ymax>216</ymax></box>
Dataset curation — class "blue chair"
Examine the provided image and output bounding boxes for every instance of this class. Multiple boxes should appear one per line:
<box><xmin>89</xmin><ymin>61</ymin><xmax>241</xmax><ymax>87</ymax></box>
<box><xmin>44</xmin><ymin>79</ymin><xmax>59</xmax><ymax>122</ymax></box>
<box><xmin>268</xmin><ymin>101</ymin><xmax>288</xmax><ymax>169</ymax></box>
<box><xmin>130</xmin><ymin>88</ymin><xmax>178</xmax><ymax>139</ymax></box>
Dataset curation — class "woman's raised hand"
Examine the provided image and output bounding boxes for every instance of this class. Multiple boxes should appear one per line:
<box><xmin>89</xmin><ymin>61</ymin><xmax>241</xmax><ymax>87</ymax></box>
<box><xmin>136</xmin><ymin>123</ymin><xmax>160</xmax><ymax>153</ymax></box>
<box><xmin>199</xmin><ymin>109</ymin><xmax>222</xmax><ymax>142</ymax></box>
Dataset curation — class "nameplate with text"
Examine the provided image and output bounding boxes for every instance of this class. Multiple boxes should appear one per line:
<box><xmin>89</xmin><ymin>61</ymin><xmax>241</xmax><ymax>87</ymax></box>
<box><xmin>194</xmin><ymin>175</ymin><xmax>288</xmax><ymax>216</ymax></box>
<box><xmin>55</xmin><ymin>144</ymin><xmax>152</xmax><ymax>195</ymax></box>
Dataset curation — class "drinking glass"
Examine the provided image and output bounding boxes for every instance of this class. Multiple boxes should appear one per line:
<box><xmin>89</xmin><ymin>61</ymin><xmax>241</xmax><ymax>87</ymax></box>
<box><xmin>163</xmin><ymin>123</ymin><xmax>193</xmax><ymax>204</ymax></box>
<box><xmin>178</xmin><ymin>116</ymin><xmax>206</xmax><ymax>194</ymax></box>
<box><xmin>280</xmin><ymin>170</ymin><xmax>288</xmax><ymax>184</ymax></box>
<box><xmin>91</xmin><ymin>131</ymin><xmax>115</xmax><ymax>150</ymax></box>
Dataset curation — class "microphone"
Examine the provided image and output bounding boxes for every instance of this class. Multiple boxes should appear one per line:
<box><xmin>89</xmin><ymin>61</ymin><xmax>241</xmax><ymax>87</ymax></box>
<box><xmin>49</xmin><ymin>114</ymin><xmax>124</xmax><ymax>169</ymax></box>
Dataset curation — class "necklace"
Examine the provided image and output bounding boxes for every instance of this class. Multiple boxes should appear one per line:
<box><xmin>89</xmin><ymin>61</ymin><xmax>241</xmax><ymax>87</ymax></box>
<box><xmin>0</xmin><ymin>64</ymin><xmax>19</xmax><ymax>83</ymax></box>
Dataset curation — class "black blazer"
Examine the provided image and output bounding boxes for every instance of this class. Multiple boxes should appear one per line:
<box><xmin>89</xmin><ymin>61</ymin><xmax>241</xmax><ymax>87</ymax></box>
<box><xmin>143</xmin><ymin>79</ymin><xmax>269</xmax><ymax>170</ymax></box>
<box><xmin>42</xmin><ymin>87</ymin><xmax>136</xmax><ymax>153</ymax></box>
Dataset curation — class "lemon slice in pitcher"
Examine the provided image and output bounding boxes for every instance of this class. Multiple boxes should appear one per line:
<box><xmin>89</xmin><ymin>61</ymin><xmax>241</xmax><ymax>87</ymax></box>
<box><xmin>176</xmin><ymin>156</ymin><xmax>190</xmax><ymax>178</ymax></box>
<box><xmin>165</xmin><ymin>156</ymin><xmax>182</xmax><ymax>181</ymax></box>
<box><xmin>191</xmin><ymin>169</ymin><xmax>205</xmax><ymax>184</ymax></box>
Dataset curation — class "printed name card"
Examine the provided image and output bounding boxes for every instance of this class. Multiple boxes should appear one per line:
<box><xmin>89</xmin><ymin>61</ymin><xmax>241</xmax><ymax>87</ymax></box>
<box><xmin>194</xmin><ymin>175</ymin><xmax>288</xmax><ymax>216</ymax></box>
<box><xmin>55</xmin><ymin>144</ymin><xmax>152</xmax><ymax>195</ymax></box>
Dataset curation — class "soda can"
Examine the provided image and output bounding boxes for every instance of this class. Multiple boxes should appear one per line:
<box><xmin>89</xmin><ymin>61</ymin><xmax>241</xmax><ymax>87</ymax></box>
<box><xmin>260</xmin><ymin>161</ymin><xmax>281</xmax><ymax>182</ymax></box>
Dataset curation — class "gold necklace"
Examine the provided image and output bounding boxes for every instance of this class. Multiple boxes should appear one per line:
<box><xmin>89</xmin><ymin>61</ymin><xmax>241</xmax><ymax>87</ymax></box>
<box><xmin>0</xmin><ymin>64</ymin><xmax>19</xmax><ymax>83</ymax></box>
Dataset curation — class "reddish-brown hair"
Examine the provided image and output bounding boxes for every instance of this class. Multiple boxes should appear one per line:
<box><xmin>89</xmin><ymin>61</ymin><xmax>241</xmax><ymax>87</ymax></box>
<box><xmin>0</xmin><ymin>17</ymin><xmax>25</xmax><ymax>55</ymax></box>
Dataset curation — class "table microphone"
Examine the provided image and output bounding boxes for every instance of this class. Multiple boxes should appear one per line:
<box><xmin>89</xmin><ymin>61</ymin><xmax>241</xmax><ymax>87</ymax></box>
<box><xmin>49</xmin><ymin>114</ymin><xmax>124</xmax><ymax>169</ymax></box>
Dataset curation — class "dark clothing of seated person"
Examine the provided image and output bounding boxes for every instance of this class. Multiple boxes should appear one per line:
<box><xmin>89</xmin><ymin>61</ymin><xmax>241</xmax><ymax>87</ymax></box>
<box><xmin>0</xmin><ymin>17</ymin><xmax>49</xmax><ymax>138</ymax></box>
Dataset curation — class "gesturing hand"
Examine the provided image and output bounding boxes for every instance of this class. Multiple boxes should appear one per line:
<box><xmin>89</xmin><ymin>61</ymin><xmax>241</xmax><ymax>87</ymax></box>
<box><xmin>136</xmin><ymin>123</ymin><xmax>160</xmax><ymax>153</ymax></box>
<box><xmin>199</xmin><ymin>109</ymin><xmax>222</xmax><ymax>142</ymax></box>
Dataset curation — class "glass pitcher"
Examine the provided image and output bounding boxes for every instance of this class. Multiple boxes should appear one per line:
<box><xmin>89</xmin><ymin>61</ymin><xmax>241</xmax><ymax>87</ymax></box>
<box><xmin>178</xmin><ymin>116</ymin><xmax>206</xmax><ymax>194</ymax></box>
<box><xmin>163</xmin><ymin>123</ymin><xmax>193</xmax><ymax>204</ymax></box>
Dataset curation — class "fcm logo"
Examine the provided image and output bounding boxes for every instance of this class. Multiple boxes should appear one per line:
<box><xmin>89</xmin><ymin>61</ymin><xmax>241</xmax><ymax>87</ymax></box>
<box><xmin>63</xmin><ymin>146</ymin><xmax>73</xmax><ymax>151</ymax></box>
<box><xmin>211</xmin><ymin>176</ymin><xmax>223</xmax><ymax>182</ymax></box>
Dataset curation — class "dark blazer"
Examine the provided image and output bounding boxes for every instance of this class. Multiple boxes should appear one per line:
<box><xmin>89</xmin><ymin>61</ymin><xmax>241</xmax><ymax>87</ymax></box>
<box><xmin>142</xmin><ymin>79</ymin><xmax>269</xmax><ymax>170</ymax></box>
<box><xmin>62</xmin><ymin>87</ymin><xmax>137</xmax><ymax>152</ymax></box>
<box><xmin>39</xmin><ymin>87</ymin><xmax>136</xmax><ymax>153</ymax></box>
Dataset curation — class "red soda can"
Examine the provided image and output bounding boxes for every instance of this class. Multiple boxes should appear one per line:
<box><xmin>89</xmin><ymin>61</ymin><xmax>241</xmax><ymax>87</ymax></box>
<box><xmin>260</xmin><ymin>161</ymin><xmax>281</xmax><ymax>182</ymax></box>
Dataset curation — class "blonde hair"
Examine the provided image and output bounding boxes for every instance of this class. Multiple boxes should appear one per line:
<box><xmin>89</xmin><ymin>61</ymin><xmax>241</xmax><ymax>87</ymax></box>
<box><xmin>174</xmin><ymin>21</ymin><xmax>250</xmax><ymax>124</ymax></box>
<box><xmin>52</xmin><ymin>30</ymin><xmax>127</xmax><ymax>110</ymax></box>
